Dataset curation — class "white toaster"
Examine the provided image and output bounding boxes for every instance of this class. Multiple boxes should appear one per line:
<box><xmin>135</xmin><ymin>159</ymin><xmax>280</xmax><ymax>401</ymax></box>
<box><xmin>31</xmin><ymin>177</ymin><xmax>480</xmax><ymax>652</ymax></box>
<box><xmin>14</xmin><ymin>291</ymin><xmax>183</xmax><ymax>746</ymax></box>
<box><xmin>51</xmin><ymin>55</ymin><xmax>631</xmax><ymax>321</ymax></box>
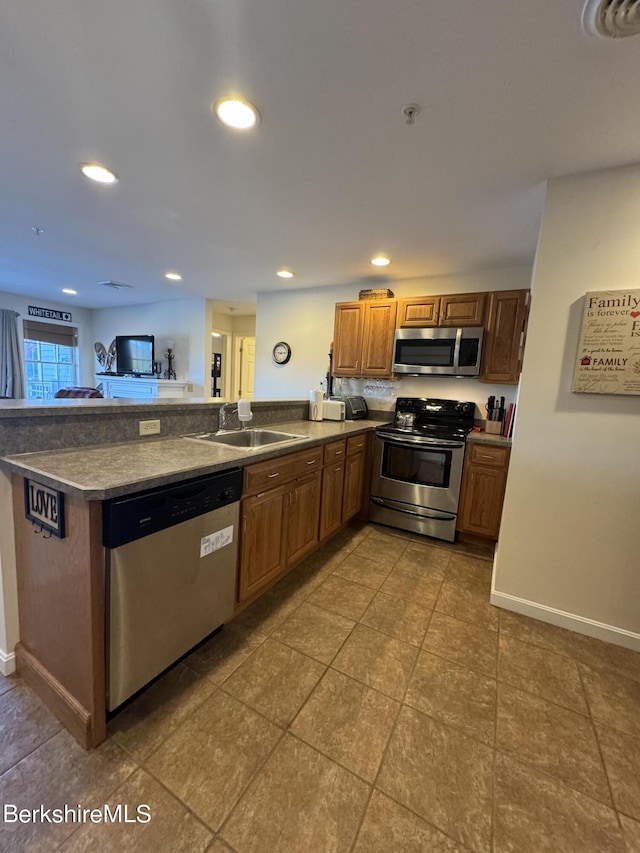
<box><xmin>322</xmin><ymin>399</ymin><xmax>346</xmax><ymax>420</ymax></box>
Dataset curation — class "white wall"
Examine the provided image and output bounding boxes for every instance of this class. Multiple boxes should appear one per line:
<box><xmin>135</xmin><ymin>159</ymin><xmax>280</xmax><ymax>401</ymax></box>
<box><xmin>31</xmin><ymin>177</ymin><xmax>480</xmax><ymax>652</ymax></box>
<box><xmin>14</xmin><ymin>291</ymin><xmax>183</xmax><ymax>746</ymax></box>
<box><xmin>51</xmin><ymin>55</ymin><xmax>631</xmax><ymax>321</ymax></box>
<box><xmin>494</xmin><ymin>164</ymin><xmax>640</xmax><ymax>644</ymax></box>
<box><xmin>0</xmin><ymin>289</ymin><xmax>95</xmax><ymax>671</ymax></box>
<box><xmin>91</xmin><ymin>297</ymin><xmax>208</xmax><ymax>395</ymax></box>
<box><xmin>0</xmin><ymin>289</ymin><xmax>94</xmax><ymax>387</ymax></box>
<box><xmin>255</xmin><ymin>267</ymin><xmax>530</xmax><ymax>416</ymax></box>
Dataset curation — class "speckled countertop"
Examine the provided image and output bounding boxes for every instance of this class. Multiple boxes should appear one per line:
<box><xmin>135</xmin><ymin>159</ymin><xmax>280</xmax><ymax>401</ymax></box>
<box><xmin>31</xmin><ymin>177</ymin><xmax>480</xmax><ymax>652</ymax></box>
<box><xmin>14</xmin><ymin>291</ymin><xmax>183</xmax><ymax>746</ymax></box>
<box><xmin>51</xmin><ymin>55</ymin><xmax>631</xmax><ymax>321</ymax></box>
<box><xmin>1</xmin><ymin>420</ymin><xmax>384</xmax><ymax>500</ymax></box>
<box><xmin>467</xmin><ymin>431</ymin><xmax>512</xmax><ymax>448</ymax></box>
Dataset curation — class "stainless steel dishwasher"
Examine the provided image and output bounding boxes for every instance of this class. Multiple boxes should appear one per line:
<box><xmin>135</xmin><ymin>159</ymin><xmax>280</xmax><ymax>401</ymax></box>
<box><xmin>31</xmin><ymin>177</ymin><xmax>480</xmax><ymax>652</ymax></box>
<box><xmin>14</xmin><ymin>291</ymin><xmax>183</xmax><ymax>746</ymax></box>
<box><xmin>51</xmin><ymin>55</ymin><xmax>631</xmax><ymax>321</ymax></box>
<box><xmin>103</xmin><ymin>468</ymin><xmax>242</xmax><ymax>711</ymax></box>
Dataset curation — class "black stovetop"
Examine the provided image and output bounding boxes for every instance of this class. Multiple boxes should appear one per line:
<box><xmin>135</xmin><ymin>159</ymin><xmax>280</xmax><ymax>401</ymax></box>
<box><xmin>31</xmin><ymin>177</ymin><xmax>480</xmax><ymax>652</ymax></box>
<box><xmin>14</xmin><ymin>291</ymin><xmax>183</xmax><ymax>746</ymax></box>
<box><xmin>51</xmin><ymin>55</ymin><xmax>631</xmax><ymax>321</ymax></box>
<box><xmin>376</xmin><ymin>397</ymin><xmax>476</xmax><ymax>442</ymax></box>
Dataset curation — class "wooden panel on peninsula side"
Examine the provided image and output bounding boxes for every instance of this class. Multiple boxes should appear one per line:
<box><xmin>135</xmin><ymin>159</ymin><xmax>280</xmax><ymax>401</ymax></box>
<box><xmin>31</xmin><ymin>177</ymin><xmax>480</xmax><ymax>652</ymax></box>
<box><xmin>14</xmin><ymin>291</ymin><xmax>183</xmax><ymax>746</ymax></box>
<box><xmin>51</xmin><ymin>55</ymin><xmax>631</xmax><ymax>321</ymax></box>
<box><xmin>12</xmin><ymin>475</ymin><xmax>106</xmax><ymax>748</ymax></box>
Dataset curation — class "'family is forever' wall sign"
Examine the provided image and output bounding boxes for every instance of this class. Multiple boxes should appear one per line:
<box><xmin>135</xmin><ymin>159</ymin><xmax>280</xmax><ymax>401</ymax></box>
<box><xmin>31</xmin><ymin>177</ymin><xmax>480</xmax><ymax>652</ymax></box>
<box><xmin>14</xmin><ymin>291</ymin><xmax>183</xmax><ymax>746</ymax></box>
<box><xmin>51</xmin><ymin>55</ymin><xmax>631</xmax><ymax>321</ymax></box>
<box><xmin>573</xmin><ymin>289</ymin><xmax>640</xmax><ymax>396</ymax></box>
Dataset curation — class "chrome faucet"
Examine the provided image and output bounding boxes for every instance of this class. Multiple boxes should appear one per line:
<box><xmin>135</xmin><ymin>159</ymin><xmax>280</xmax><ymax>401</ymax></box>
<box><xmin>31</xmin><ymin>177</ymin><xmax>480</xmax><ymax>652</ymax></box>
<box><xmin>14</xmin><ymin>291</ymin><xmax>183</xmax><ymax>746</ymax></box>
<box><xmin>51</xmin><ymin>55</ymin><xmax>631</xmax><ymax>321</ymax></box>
<box><xmin>218</xmin><ymin>402</ymin><xmax>238</xmax><ymax>432</ymax></box>
<box><xmin>218</xmin><ymin>398</ymin><xmax>253</xmax><ymax>432</ymax></box>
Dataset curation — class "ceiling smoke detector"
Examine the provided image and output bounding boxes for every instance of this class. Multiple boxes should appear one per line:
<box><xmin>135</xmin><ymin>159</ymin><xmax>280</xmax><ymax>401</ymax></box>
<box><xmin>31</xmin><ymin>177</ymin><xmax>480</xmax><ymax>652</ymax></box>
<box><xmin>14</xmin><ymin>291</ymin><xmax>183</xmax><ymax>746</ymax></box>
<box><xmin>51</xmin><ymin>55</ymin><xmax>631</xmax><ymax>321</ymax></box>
<box><xmin>582</xmin><ymin>0</ymin><xmax>640</xmax><ymax>38</ymax></box>
<box><xmin>97</xmin><ymin>280</ymin><xmax>133</xmax><ymax>290</ymax></box>
<box><xmin>402</xmin><ymin>103</ymin><xmax>421</xmax><ymax>125</ymax></box>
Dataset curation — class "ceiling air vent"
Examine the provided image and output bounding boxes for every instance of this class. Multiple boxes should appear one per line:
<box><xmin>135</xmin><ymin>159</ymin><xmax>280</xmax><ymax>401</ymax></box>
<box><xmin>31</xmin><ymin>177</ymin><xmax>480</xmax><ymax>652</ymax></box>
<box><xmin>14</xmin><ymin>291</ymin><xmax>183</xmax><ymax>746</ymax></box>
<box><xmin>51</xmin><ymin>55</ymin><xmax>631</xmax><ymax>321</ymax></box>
<box><xmin>97</xmin><ymin>280</ymin><xmax>133</xmax><ymax>290</ymax></box>
<box><xmin>583</xmin><ymin>0</ymin><xmax>640</xmax><ymax>38</ymax></box>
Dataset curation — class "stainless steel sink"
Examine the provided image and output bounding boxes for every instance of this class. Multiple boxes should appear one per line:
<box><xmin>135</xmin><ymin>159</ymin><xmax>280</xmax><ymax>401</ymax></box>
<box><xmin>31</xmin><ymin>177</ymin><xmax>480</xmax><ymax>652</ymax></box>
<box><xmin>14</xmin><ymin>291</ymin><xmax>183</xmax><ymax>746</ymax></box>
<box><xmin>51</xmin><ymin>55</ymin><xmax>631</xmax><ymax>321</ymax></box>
<box><xmin>187</xmin><ymin>428</ymin><xmax>307</xmax><ymax>449</ymax></box>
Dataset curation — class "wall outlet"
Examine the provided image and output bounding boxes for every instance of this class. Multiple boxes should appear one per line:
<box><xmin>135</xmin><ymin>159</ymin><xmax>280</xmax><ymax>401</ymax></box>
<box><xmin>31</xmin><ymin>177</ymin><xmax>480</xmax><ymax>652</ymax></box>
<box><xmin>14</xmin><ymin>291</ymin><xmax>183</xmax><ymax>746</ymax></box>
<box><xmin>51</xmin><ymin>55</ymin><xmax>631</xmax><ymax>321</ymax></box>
<box><xmin>139</xmin><ymin>419</ymin><xmax>161</xmax><ymax>436</ymax></box>
<box><xmin>187</xmin><ymin>383</ymin><xmax>193</xmax><ymax>393</ymax></box>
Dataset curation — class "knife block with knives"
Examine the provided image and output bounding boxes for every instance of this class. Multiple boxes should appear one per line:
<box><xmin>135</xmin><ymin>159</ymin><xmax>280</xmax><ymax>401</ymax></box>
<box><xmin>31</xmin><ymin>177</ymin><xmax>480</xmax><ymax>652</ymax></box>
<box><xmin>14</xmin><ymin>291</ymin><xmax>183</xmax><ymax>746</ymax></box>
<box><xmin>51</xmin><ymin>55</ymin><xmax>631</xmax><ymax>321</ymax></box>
<box><xmin>485</xmin><ymin>395</ymin><xmax>505</xmax><ymax>434</ymax></box>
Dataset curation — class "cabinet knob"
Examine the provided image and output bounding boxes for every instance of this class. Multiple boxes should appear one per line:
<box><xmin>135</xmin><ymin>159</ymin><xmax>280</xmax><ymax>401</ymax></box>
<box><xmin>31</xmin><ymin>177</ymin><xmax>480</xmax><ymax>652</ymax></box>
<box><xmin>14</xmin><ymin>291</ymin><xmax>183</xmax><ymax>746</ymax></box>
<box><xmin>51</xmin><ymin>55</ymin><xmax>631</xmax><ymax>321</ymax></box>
<box><xmin>267</xmin><ymin>472</ymin><xmax>280</xmax><ymax>478</ymax></box>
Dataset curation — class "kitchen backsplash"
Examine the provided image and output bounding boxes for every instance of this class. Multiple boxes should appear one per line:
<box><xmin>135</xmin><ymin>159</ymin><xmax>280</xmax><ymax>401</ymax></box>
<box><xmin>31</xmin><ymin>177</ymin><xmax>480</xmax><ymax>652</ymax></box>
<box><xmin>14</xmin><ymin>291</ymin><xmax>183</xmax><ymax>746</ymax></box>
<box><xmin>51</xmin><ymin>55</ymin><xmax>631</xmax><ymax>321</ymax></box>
<box><xmin>335</xmin><ymin>376</ymin><xmax>518</xmax><ymax>422</ymax></box>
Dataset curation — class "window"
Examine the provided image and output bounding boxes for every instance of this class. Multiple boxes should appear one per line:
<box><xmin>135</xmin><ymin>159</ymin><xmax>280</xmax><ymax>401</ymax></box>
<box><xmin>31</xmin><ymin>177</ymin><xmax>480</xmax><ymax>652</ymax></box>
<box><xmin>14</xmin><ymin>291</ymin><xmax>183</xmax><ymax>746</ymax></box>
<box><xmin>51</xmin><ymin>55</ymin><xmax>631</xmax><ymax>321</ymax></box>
<box><xmin>23</xmin><ymin>320</ymin><xmax>79</xmax><ymax>399</ymax></box>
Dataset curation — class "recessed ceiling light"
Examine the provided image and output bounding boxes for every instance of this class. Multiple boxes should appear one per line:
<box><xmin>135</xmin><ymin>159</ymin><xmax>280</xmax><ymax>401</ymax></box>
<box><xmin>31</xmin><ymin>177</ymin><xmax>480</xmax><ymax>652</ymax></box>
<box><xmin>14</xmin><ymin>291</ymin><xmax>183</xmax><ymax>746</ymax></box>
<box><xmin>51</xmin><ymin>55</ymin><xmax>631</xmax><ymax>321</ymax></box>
<box><xmin>80</xmin><ymin>162</ymin><xmax>119</xmax><ymax>184</ymax></box>
<box><xmin>214</xmin><ymin>97</ymin><xmax>260</xmax><ymax>130</ymax></box>
<box><xmin>371</xmin><ymin>256</ymin><xmax>391</xmax><ymax>267</ymax></box>
<box><xmin>62</xmin><ymin>288</ymin><xmax>77</xmax><ymax>295</ymax></box>
<box><xmin>165</xmin><ymin>272</ymin><xmax>182</xmax><ymax>281</ymax></box>
<box><xmin>277</xmin><ymin>269</ymin><xmax>295</xmax><ymax>279</ymax></box>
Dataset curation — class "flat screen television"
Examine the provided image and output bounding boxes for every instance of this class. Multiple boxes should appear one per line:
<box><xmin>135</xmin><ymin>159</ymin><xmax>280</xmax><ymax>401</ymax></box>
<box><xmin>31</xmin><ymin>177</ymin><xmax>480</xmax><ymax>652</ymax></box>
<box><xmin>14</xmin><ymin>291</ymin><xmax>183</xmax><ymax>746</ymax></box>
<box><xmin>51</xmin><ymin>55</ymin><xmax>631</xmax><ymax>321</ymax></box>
<box><xmin>115</xmin><ymin>335</ymin><xmax>155</xmax><ymax>376</ymax></box>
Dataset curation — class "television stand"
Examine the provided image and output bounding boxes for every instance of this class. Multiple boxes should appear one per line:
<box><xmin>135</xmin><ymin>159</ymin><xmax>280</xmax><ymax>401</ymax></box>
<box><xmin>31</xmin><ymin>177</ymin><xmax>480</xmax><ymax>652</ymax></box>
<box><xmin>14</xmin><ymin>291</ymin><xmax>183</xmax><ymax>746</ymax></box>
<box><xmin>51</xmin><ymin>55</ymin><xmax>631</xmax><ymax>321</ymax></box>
<box><xmin>95</xmin><ymin>375</ymin><xmax>188</xmax><ymax>399</ymax></box>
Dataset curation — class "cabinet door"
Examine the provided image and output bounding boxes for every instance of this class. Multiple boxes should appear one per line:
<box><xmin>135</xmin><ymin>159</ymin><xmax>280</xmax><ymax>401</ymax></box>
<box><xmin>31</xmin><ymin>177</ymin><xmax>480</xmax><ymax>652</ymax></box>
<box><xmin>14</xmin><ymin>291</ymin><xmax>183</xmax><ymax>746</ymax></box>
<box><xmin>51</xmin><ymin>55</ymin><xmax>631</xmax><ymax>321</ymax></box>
<box><xmin>439</xmin><ymin>293</ymin><xmax>486</xmax><ymax>326</ymax></box>
<box><xmin>319</xmin><ymin>462</ymin><xmax>345</xmax><ymax>540</ymax></box>
<box><xmin>481</xmin><ymin>290</ymin><xmax>529</xmax><ymax>384</ymax></box>
<box><xmin>342</xmin><ymin>451</ymin><xmax>365</xmax><ymax>523</ymax></box>
<box><xmin>333</xmin><ymin>303</ymin><xmax>364</xmax><ymax>376</ymax></box>
<box><xmin>238</xmin><ymin>487</ymin><xmax>286</xmax><ymax>603</ymax></box>
<box><xmin>285</xmin><ymin>472</ymin><xmax>321</xmax><ymax>567</ymax></box>
<box><xmin>397</xmin><ymin>297</ymin><xmax>440</xmax><ymax>327</ymax></box>
<box><xmin>361</xmin><ymin>300</ymin><xmax>397</xmax><ymax>377</ymax></box>
<box><xmin>458</xmin><ymin>464</ymin><xmax>508</xmax><ymax>539</ymax></box>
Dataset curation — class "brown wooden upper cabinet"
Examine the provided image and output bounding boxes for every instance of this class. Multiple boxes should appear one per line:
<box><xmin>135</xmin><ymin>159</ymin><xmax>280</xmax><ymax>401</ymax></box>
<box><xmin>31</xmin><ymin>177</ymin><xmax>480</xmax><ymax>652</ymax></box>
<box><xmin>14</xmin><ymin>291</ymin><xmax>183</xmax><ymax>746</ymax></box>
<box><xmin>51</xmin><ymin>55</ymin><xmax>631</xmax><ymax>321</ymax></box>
<box><xmin>397</xmin><ymin>293</ymin><xmax>485</xmax><ymax>328</ymax></box>
<box><xmin>333</xmin><ymin>299</ymin><xmax>397</xmax><ymax>378</ymax></box>
<box><xmin>439</xmin><ymin>293</ymin><xmax>485</xmax><ymax>326</ymax></box>
<box><xmin>480</xmin><ymin>290</ymin><xmax>530</xmax><ymax>384</ymax></box>
<box><xmin>397</xmin><ymin>296</ymin><xmax>440</xmax><ymax>327</ymax></box>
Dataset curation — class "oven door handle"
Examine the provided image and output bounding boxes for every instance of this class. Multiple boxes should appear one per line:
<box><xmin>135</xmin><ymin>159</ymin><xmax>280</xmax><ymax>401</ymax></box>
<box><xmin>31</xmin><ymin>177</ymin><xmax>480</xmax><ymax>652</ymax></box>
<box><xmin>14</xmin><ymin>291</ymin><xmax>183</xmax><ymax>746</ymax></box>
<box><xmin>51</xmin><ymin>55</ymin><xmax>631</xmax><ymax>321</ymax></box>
<box><xmin>371</xmin><ymin>497</ymin><xmax>457</xmax><ymax>521</ymax></box>
<box><xmin>376</xmin><ymin>434</ymin><xmax>465</xmax><ymax>450</ymax></box>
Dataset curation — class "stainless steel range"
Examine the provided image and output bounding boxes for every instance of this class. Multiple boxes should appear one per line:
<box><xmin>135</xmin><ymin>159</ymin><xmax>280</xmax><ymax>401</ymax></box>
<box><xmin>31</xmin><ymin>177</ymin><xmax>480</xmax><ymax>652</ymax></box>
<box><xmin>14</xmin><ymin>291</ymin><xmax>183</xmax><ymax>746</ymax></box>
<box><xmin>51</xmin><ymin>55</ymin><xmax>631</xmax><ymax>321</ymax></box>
<box><xmin>370</xmin><ymin>397</ymin><xmax>475</xmax><ymax>542</ymax></box>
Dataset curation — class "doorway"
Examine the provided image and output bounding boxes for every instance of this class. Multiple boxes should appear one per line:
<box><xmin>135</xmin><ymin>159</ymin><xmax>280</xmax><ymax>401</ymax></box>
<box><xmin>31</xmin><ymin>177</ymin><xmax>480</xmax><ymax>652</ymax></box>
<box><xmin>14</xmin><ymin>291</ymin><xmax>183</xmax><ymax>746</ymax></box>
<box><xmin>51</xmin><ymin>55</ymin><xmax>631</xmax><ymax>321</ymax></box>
<box><xmin>233</xmin><ymin>336</ymin><xmax>255</xmax><ymax>399</ymax></box>
<box><xmin>210</xmin><ymin>330</ymin><xmax>230</xmax><ymax>398</ymax></box>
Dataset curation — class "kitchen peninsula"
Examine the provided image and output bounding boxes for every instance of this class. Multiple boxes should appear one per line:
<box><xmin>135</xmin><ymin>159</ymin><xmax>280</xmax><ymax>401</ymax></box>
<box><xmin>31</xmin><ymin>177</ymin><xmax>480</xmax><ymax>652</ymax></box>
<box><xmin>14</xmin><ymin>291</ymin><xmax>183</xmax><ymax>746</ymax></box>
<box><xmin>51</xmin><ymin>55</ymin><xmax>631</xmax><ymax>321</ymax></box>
<box><xmin>0</xmin><ymin>396</ymin><xmax>511</xmax><ymax>749</ymax></box>
<box><xmin>0</xmin><ymin>397</ymin><xmax>381</xmax><ymax>747</ymax></box>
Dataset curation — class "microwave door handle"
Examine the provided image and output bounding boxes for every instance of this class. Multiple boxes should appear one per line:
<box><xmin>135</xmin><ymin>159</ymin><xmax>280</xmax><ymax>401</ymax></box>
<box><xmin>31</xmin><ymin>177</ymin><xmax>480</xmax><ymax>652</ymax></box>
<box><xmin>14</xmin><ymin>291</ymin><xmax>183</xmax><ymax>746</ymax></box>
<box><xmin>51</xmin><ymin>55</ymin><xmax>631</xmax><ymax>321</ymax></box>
<box><xmin>453</xmin><ymin>327</ymin><xmax>462</xmax><ymax>370</ymax></box>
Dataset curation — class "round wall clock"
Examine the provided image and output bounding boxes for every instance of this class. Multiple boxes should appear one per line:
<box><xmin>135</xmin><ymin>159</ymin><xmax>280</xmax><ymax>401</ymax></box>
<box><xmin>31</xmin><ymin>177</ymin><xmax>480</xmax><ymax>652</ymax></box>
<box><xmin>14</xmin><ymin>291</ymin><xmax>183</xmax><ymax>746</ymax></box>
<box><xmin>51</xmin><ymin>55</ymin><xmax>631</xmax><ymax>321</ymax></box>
<box><xmin>272</xmin><ymin>341</ymin><xmax>292</xmax><ymax>365</ymax></box>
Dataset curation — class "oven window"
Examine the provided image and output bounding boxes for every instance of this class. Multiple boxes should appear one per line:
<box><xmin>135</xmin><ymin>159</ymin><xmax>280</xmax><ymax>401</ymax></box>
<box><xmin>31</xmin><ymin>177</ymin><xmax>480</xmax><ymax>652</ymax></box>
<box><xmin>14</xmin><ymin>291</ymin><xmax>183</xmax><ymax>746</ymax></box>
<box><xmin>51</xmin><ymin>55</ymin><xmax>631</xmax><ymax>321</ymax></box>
<box><xmin>394</xmin><ymin>339</ymin><xmax>455</xmax><ymax>367</ymax></box>
<box><xmin>382</xmin><ymin>443</ymin><xmax>452</xmax><ymax>489</ymax></box>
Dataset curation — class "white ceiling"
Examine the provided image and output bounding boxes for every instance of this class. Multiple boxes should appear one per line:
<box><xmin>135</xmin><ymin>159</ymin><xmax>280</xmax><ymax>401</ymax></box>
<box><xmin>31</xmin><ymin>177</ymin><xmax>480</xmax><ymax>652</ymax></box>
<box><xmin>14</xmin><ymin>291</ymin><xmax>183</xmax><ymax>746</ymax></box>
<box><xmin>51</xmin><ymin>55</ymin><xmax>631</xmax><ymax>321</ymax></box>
<box><xmin>1</xmin><ymin>0</ymin><xmax>640</xmax><ymax>310</ymax></box>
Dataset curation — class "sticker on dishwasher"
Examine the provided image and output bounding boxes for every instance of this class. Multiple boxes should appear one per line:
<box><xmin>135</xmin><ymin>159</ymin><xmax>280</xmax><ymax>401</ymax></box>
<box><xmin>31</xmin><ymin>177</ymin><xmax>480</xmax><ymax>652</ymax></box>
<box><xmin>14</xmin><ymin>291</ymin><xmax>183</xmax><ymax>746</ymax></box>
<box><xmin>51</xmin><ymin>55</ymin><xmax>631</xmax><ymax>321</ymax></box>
<box><xmin>200</xmin><ymin>525</ymin><xmax>234</xmax><ymax>557</ymax></box>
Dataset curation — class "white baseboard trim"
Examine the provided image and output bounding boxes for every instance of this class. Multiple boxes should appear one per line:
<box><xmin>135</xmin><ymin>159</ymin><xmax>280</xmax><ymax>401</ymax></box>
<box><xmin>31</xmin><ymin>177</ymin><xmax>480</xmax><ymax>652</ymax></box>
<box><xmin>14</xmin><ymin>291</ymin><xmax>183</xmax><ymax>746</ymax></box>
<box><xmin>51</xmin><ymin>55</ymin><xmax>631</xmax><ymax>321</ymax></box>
<box><xmin>0</xmin><ymin>648</ymin><xmax>16</xmax><ymax>676</ymax></box>
<box><xmin>490</xmin><ymin>589</ymin><xmax>640</xmax><ymax>652</ymax></box>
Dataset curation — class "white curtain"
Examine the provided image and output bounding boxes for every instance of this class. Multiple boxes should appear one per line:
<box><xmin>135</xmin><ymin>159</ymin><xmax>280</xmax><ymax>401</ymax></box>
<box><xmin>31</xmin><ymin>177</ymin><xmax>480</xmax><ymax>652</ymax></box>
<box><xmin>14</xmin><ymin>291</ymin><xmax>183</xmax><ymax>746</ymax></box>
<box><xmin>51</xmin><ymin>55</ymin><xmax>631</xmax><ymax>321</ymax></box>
<box><xmin>0</xmin><ymin>309</ymin><xmax>25</xmax><ymax>398</ymax></box>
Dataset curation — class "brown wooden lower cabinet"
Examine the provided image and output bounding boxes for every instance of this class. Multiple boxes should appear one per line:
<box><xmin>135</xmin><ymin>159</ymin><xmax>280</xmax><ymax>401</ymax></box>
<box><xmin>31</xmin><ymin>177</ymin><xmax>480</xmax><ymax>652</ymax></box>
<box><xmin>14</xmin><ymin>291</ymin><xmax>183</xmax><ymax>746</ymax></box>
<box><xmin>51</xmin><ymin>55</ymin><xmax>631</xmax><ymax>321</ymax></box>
<box><xmin>238</xmin><ymin>434</ymin><xmax>371</xmax><ymax>606</ymax></box>
<box><xmin>319</xmin><ymin>460</ymin><xmax>345</xmax><ymax>541</ymax></box>
<box><xmin>285</xmin><ymin>471</ymin><xmax>321</xmax><ymax>566</ymax></box>
<box><xmin>342</xmin><ymin>450</ymin><xmax>366</xmax><ymax>522</ymax></box>
<box><xmin>458</xmin><ymin>443</ymin><xmax>511</xmax><ymax>540</ymax></box>
<box><xmin>239</xmin><ymin>485</ymin><xmax>288</xmax><ymax>602</ymax></box>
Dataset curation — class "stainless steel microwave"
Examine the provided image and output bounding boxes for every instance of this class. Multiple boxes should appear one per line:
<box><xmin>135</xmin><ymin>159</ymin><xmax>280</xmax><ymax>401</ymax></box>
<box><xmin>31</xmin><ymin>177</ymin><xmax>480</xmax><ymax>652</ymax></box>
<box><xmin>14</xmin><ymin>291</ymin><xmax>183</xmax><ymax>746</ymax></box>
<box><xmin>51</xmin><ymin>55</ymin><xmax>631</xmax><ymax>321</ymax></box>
<box><xmin>392</xmin><ymin>327</ymin><xmax>483</xmax><ymax>376</ymax></box>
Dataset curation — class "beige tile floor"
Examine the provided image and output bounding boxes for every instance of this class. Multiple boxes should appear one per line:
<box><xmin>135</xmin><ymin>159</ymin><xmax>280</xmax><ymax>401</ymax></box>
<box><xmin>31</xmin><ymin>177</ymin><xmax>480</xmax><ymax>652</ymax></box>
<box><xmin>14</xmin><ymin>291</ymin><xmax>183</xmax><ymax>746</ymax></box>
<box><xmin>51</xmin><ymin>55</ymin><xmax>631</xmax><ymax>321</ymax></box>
<box><xmin>2</xmin><ymin>523</ymin><xmax>640</xmax><ymax>852</ymax></box>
